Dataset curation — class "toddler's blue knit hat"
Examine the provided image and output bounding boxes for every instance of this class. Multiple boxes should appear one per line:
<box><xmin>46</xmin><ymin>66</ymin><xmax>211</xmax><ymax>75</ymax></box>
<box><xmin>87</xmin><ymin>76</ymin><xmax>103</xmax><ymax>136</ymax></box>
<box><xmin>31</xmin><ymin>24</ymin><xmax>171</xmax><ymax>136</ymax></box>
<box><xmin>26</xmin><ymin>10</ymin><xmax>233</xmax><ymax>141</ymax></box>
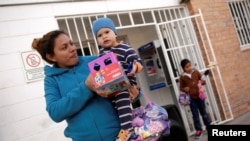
<box><xmin>92</xmin><ymin>17</ymin><xmax>117</xmax><ymax>37</ymax></box>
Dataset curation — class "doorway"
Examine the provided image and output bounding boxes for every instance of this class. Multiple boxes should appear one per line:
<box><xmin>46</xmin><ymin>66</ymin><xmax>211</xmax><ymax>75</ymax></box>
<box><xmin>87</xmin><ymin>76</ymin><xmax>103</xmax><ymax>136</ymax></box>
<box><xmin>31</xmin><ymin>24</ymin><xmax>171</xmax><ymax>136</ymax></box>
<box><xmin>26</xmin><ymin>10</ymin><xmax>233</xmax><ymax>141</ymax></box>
<box><xmin>56</xmin><ymin>6</ymin><xmax>233</xmax><ymax>136</ymax></box>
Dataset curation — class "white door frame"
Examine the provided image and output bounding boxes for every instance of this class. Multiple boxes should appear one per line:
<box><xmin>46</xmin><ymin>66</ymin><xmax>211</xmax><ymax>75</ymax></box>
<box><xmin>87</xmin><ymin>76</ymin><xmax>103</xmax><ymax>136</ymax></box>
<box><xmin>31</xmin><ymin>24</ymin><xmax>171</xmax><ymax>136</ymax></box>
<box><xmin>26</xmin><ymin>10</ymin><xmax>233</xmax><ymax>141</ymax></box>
<box><xmin>154</xmin><ymin>9</ymin><xmax>233</xmax><ymax>135</ymax></box>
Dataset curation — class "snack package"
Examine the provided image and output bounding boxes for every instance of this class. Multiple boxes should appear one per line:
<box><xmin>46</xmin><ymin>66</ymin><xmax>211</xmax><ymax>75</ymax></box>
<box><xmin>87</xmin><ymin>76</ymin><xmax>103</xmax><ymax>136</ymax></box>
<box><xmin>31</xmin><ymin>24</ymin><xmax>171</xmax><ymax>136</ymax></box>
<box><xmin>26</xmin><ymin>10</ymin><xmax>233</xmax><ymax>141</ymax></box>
<box><xmin>88</xmin><ymin>52</ymin><xmax>131</xmax><ymax>97</ymax></box>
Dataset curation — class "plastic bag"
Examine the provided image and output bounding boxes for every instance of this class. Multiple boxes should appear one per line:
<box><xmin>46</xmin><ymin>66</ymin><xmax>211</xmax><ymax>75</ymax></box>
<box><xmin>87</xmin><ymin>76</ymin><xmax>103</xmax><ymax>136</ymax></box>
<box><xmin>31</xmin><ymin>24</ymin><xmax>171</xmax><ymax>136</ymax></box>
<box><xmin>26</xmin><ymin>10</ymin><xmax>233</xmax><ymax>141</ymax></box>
<box><xmin>178</xmin><ymin>92</ymin><xmax>190</xmax><ymax>106</ymax></box>
<box><xmin>131</xmin><ymin>103</ymin><xmax>171</xmax><ymax>141</ymax></box>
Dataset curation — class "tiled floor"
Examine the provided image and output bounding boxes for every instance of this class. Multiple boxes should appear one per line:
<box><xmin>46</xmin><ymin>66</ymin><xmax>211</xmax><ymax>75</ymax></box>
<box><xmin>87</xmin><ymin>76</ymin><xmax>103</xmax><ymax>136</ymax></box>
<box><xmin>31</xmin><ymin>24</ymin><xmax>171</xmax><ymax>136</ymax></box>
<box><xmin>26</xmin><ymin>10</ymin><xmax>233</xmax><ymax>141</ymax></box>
<box><xmin>188</xmin><ymin>112</ymin><xmax>250</xmax><ymax>141</ymax></box>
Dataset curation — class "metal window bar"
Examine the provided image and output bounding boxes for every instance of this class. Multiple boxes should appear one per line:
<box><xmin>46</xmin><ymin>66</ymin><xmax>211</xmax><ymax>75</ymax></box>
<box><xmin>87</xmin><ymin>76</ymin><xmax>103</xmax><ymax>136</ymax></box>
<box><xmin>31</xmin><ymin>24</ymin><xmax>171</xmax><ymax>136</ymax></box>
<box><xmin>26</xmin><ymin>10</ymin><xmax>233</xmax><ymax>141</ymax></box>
<box><xmin>235</xmin><ymin>1</ymin><xmax>248</xmax><ymax>45</ymax></box>
<box><xmin>65</xmin><ymin>19</ymin><xmax>72</xmax><ymax>39</ymax></box>
<box><xmin>244</xmin><ymin>0</ymin><xmax>250</xmax><ymax>27</ymax></box>
<box><xmin>195</xmin><ymin>10</ymin><xmax>221</xmax><ymax>123</ymax></box>
<box><xmin>167</xmin><ymin>25</ymin><xmax>181</xmax><ymax>76</ymax></box>
<box><xmin>227</xmin><ymin>0</ymin><xmax>250</xmax><ymax>47</ymax></box>
<box><xmin>242</xmin><ymin>0</ymin><xmax>250</xmax><ymax>41</ymax></box>
<box><xmin>230</xmin><ymin>2</ymin><xmax>243</xmax><ymax>44</ymax></box>
<box><xmin>80</xmin><ymin>17</ymin><xmax>93</xmax><ymax>55</ymax></box>
<box><xmin>161</xmin><ymin>9</ymin><xmax>186</xmax><ymax>77</ymax></box>
<box><xmin>191</xmin><ymin>12</ymin><xmax>222</xmax><ymax>123</ymax></box>
<box><xmin>140</xmin><ymin>11</ymin><xmax>145</xmax><ymax>23</ymax></box>
<box><xmin>57</xmin><ymin>7</ymin><xmax>188</xmax><ymax>56</ymax></box>
<box><xmin>73</xmin><ymin>18</ymin><xmax>84</xmax><ymax>55</ymax></box>
<box><xmin>177</xmin><ymin>9</ymin><xmax>198</xmax><ymax>69</ymax></box>
<box><xmin>198</xmin><ymin>8</ymin><xmax>233</xmax><ymax>123</ymax></box>
<box><xmin>173</xmin><ymin>9</ymin><xmax>186</xmax><ymax>57</ymax></box>
<box><xmin>167</xmin><ymin>9</ymin><xmax>182</xmax><ymax>76</ymax></box>
<box><xmin>157</xmin><ymin>21</ymin><xmax>194</xmax><ymax>134</ymax></box>
<box><xmin>167</xmin><ymin>9</ymin><xmax>183</xmax><ymax>73</ymax></box>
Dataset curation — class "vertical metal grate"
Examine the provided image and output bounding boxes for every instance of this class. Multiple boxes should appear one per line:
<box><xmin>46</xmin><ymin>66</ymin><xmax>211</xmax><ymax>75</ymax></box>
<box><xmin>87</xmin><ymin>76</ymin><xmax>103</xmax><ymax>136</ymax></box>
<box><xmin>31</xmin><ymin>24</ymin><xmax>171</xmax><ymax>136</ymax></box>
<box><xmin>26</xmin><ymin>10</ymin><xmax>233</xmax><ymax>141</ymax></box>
<box><xmin>156</xmin><ymin>9</ymin><xmax>233</xmax><ymax>135</ymax></box>
<box><xmin>56</xmin><ymin>7</ymin><xmax>187</xmax><ymax>56</ymax></box>
<box><xmin>227</xmin><ymin>0</ymin><xmax>250</xmax><ymax>48</ymax></box>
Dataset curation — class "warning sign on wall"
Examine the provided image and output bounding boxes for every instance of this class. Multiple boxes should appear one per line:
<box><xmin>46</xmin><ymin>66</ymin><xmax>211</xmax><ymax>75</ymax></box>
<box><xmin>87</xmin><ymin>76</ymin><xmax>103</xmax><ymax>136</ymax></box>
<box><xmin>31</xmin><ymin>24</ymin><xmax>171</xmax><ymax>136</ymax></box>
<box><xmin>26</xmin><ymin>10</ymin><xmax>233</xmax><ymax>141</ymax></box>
<box><xmin>21</xmin><ymin>50</ymin><xmax>45</xmax><ymax>82</ymax></box>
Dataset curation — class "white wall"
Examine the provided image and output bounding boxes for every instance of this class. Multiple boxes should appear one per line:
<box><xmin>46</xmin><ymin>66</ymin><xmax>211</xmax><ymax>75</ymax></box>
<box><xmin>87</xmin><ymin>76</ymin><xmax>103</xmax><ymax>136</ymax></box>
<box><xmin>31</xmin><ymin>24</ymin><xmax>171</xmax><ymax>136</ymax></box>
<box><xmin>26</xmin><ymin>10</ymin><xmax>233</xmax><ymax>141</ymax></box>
<box><xmin>0</xmin><ymin>0</ymin><xmax>180</xmax><ymax>141</ymax></box>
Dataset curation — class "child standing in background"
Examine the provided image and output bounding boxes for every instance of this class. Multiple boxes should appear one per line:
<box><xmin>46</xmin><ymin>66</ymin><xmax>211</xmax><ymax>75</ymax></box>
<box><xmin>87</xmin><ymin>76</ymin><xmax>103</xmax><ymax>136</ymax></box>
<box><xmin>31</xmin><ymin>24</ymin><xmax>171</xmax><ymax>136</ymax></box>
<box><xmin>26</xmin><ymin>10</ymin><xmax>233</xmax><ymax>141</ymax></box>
<box><xmin>92</xmin><ymin>17</ymin><xmax>143</xmax><ymax>141</ymax></box>
<box><xmin>179</xmin><ymin>58</ymin><xmax>211</xmax><ymax>139</ymax></box>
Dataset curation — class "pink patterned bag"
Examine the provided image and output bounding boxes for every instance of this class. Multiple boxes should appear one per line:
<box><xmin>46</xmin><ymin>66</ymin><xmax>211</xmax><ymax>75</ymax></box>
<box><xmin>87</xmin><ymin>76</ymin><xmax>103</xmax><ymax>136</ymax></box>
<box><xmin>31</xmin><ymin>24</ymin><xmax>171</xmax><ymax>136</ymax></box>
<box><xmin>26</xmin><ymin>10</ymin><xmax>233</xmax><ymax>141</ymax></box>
<box><xmin>198</xmin><ymin>80</ymin><xmax>206</xmax><ymax>100</ymax></box>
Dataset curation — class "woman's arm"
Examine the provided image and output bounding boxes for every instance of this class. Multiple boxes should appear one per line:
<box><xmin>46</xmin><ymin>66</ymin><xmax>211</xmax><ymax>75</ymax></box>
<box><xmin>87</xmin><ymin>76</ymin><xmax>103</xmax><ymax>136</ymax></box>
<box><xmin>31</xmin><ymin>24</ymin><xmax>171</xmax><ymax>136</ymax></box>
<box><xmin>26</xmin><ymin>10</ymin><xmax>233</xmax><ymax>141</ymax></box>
<box><xmin>85</xmin><ymin>74</ymin><xmax>109</xmax><ymax>98</ymax></box>
<box><xmin>44</xmin><ymin>76</ymin><xmax>94</xmax><ymax>123</ymax></box>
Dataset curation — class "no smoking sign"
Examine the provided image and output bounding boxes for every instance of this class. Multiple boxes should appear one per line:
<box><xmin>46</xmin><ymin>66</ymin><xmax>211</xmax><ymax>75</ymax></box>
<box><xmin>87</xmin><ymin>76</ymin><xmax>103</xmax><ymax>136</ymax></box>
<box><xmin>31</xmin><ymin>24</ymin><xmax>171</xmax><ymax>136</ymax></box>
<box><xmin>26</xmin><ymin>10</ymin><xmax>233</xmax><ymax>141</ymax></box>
<box><xmin>21</xmin><ymin>50</ymin><xmax>45</xmax><ymax>82</ymax></box>
<box><xmin>21</xmin><ymin>51</ymin><xmax>44</xmax><ymax>70</ymax></box>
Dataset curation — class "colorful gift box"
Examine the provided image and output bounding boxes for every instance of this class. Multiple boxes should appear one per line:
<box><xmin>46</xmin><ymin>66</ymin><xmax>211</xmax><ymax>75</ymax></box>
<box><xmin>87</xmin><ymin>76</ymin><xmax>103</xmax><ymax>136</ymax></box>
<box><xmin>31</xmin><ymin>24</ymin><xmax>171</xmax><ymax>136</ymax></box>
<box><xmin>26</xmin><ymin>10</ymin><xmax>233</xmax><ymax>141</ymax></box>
<box><xmin>88</xmin><ymin>52</ymin><xmax>131</xmax><ymax>97</ymax></box>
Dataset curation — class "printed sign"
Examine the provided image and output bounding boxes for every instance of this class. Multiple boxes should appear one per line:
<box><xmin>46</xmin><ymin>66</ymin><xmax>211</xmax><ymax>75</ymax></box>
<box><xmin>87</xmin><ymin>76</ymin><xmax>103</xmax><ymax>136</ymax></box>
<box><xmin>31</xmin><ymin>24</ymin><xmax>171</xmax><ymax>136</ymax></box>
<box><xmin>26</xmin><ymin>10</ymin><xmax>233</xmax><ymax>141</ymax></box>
<box><xmin>21</xmin><ymin>50</ymin><xmax>45</xmax><ymax>82</ymax></box>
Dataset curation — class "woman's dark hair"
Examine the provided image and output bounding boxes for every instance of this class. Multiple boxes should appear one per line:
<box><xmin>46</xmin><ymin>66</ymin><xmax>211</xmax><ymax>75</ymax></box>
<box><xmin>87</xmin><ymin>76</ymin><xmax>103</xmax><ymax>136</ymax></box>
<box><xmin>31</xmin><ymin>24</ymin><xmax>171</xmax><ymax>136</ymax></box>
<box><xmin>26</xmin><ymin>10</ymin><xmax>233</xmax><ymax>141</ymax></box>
<box><xmin>31</xmin><ymin>30</ymin><xmax>67</xmax><ymax>64</ymax></box>
<box><xmin>180</xmin><ymin>59</ymin><xmax>190</xmax><ymax>69</ymax></box>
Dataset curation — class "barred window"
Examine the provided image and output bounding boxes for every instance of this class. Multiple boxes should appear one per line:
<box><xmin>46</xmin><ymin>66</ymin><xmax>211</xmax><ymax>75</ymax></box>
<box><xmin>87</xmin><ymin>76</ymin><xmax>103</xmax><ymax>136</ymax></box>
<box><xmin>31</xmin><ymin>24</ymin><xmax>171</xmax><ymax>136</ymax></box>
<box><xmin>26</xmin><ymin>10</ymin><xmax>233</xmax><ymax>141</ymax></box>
<box><xmin>227</xmin><ymin>0</ymin><xmax>250</xmax><ymax>48</ymax></box>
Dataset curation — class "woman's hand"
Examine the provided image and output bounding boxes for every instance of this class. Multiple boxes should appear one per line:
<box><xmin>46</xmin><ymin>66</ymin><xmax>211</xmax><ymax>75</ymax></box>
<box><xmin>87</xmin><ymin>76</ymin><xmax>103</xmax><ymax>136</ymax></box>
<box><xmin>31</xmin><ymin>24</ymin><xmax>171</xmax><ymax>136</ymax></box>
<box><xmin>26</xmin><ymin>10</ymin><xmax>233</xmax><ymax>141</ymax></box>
<box><xmin>128</xmin><ymin>85</ymin><xmax>140</xmax><ymax>102</ymax></box>
<box><xmin>85</xmin><ymin>74</ymin><xmax>95</xmax><ymax>92</ymax></box>
<box><xmin>85</xmin><ymin>74</ymin><xmax>109</xmax><ymax>98</ymax></box>
<box><xmin>95</xmin><ymin>90</ymin><xmax>108</xmax><ymax>98</ymax></box>
<box><xmin>85</xmin><ymin>74</ymin><xmax>140</xmax><ymax>99</ymax></box>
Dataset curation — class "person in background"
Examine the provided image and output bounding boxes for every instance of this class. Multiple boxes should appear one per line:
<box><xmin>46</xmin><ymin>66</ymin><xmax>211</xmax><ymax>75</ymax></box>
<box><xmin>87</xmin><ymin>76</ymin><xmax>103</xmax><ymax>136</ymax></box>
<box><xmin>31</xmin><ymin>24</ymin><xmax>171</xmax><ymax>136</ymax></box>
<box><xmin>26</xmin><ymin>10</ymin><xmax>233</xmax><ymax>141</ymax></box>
<box><xmin>31</xmin><ymin>30</ymin><xmax>140</xmax><ymax>141</ymax></box>
<box><xmin>179</xmin><ymin>58</ymin><xmax>211</xmax><ymax>139</ymax></box>
<box><xmin>92</xmin><ymin>17</ymin><xmax>143</xmax><ymax>141</ymax></box>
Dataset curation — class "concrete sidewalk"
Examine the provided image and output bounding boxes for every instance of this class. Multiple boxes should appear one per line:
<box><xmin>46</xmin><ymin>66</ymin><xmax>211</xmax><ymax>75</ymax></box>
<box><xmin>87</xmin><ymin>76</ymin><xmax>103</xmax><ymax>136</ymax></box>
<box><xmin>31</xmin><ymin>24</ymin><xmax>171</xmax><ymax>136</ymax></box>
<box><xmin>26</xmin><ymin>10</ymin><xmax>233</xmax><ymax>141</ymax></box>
<box><xmin>188</xmin><ymin>112</ymin><xmax>250</xmax><ymax>141</ymax></box>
